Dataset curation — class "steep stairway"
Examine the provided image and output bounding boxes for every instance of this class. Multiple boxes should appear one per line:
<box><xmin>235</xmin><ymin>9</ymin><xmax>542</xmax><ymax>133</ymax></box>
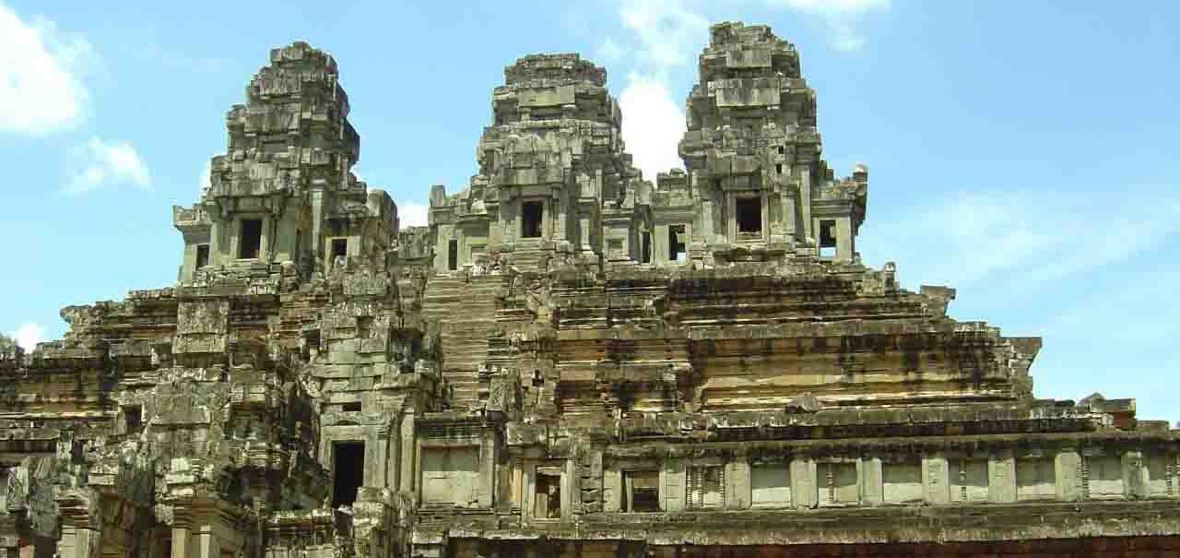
<box><xmin>422</xmin><ymin>273</ymin><xmax>504</xmax><ymax>409</ymax></box>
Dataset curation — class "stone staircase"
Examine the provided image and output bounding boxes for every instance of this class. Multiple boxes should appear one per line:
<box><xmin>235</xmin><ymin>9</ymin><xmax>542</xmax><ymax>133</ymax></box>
<box><xmin>422</xmin><ymin>273</ymin><xmax>504</xmax><ymax>410</ymax></box>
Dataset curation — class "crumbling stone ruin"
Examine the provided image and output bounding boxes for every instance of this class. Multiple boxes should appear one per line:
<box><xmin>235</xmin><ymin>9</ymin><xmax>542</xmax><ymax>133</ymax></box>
<box><xmin>2</xmin><ymin>21</ymin><xmax>1178</xmax><ymax>557</ymax></box>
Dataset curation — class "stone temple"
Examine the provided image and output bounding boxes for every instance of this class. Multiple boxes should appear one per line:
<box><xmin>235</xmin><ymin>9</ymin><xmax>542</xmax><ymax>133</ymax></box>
<box><xmin>2</xmin><ymin>21</ymin><xmax>1178</xmax><ymax>557</ymax></box>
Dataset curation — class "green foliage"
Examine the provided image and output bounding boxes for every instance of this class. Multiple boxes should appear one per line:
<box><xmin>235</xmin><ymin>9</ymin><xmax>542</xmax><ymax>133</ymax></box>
<box><xmin>0</xmin><ymin>332</ymin><xmax>15</xmax><ymax>351</ymax></box>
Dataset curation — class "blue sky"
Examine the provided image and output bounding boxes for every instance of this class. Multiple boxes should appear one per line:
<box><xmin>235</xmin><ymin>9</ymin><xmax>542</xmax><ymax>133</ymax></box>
<box><xmin>1</xmin><ymin>1</ymin><xmax>1177</xmax><ymax>423</ymax></box>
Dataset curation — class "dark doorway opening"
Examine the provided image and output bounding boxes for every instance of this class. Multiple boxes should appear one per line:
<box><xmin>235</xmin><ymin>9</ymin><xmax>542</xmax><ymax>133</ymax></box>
<box><xmin>736</xmin><ymin>197</ymin><xmax>762</xmax><ymax>234</ymax></box>
<box><xmin>123</xmin><ymin>405</ymin><xmax>143</xmax><ymax>433</ymax></box>
<box><xmin>521</xmin><ymin>201</ymin><xmax>543</xmax><ymax>238</ymax></box>
<box><xmin>330</xmin><ymin>238</ymin><xmax>348</xmax><ymax>262</ymax></box>
<box><xmin>625</xmin><ymin>470</ymin><xmax>661</xmax><ymax>512</ymax></box>
<box><xmin>195</xmin><ymin>244</ymin><xmax>210</xmax><ymax>269</ymax></box>
<box><xmin>447</xmin><ymin>239</ymin><xmax>458</xmax><ymax>270</ymax></box>
<box><xmin>534</xmin><ymin>469</ymin><xmax>562</xmax><ymax>519</ymax></box>
<box><xmin>239</xmin><ymin>219</ymin><xmax>262</xmax><ymax>259</ymax></box>
<box><xmin>332</xmin><ymin>441</ymin><xmax>365</xmax><ymax>507</ymax></box>
<box><xmin>640</xmin><ymin>231</ymin><xmax>651</xmax><ymax>264</ymax></box>
<box><xmin>668</xmin><ymin>225</ymin><xmax>686</xmax><ymax>262</ymax></box>
<box><xmin>819</xmin><ymin>219</ymin><xmax>837</xmax><ymax>258</ymax></box>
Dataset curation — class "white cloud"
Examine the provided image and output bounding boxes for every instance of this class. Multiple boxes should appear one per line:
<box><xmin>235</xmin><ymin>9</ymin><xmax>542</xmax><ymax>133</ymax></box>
<box><xmin>619</xmin><ymin>74</ymin><xmax>687</xmax><ymax>180</ymax></box>
<box><xmin>860</xmin><ymin>185</ymin><xmax>1180</xmax><ymax>294</ymax></box>
<box><xmin>399</xmin><ymin>202</ymin><xmax>429</xmax><ymax>227</ymax></box>
<box><xmin>64</xmin><ymin>137</ymin><xmax>152</xmax><ymax>195</ymax></box>
<box><xmin>617</xmin><ymin>0</ymin><xmax>709</xmax><ymax>72</ymax></box>
<box><xmin>610</xmin><ymin>0</ymin><xmax>705</xmax><ymax>180</ymax></box>
<box><xmin>0</xmin><ymin>3</ymin><xmax>93</xmax><ymax>135</ymax></box>
<box><xmin>10</xmin><ymin>323</ymin><xmax>45</xmax><ymax>351</ymax></box>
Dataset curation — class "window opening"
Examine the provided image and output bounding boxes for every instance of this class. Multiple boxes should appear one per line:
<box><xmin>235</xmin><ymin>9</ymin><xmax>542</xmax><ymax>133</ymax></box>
<box><xmin>534</xmin><ymin>469</ymin><xmax>562</xmax><ymax>519</ymax></box>
<box><xmin>521</xmin><ymin>201</ymin><xmax>544</xmax><ymax>238</ymax></box>
<box><xmin>688</xmin><ymin>466</ymin><xmax>724</xmax><ymax>508</ymax></box>
<box><xmin>123</xmin><ymin>405</ymin><xmax>143</xmax><ymax>433</ymax></box>
<box><xmin>668</xmin><ymin>225</ymin><xmax>687</xmax><ymax>262</ymax></box>
<box><xmin>330</xmin><ymin>238</ymin><xmax>348</xmax><ymax>263</ymax></box>
<box><xmin>819</xmin><ymin>219</ymin><xmax>837</xmax><ymax>258</ymax></box>
<box><xmin>342</xmin><ymin>401</ymin><xmax>362</xmax><ymax>413</ymax></box>
<box><xmin>447</xmin><ymin>239</ymin><xmax>458</xmax><ymax>271</ymax></box>
<box><xmin>640</xmin><ymin>231</ymin><xmax>652</xmax><ymax>264</ymax></box>
<box><xmin>332</xmin><ymin>441</ymin><xmax>365</xmax><ymax>507</ymax></box>
<box><xmin>239</xmin><ymin>219</ymin><xmax>262</xmax><ymax>259</ymax></box>
<box><xmin>736</xmin><ymin>197</ymin><xmax>762</xmax><ymax>235</ymax></box>
<box><xmin>624</xmin><ymin>470</ymin><xmax>661</xmax><ymax>512</ymax></box>
<box><xmin>195</xmin><ymin>244</ymin><xmax>210</xmax><ymax>269</ymax></box>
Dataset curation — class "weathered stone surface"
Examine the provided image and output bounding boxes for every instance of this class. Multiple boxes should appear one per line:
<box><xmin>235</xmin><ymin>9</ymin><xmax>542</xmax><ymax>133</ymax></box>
<box><xmin>0</xmin><ymin>20</ymin><xmax>1177</xmax><ymax>558</ymax></box>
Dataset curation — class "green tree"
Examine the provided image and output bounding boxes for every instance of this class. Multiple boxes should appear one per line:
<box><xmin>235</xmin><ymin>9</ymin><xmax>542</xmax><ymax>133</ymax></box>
<box><xmin>0</xmin><ymin>332</ymin><xmax>16</xmax><ymax>352</ymax></box>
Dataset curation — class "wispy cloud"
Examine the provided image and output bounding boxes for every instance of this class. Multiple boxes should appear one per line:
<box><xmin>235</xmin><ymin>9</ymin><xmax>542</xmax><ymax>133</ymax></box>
<box><xmin>64</xmin><ymin>137</ymin><xmax>152</xmax><ymax>195</ymax></box>
<box><xmin>764</xmin><ymin>0</ymin><xmax>889</xmax><ymax>52</ymax></box>
<box><xmin>859</xmin><ymin>184</ymin><xmax>1180</xmax><ymax>294</ymax></box>
<box><xmin>0</xmin><ymin>3</ymin><xmax>94</xmax><ymax>135</ymax></box>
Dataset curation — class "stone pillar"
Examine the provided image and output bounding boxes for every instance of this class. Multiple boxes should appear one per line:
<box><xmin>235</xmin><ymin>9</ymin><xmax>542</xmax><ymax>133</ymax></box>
<box><xmin>923</xmin><ymin>455</ymin><xmax>951</xmax><ymax>505</ymax></box>
<box><xmin>725</xmin><ymin>460</ymin><xmax>751</xmax><ymax>510</ymax></box>
<box><xmin>799</xmin><ymin>167</ymin><xmax>812</xmax><ymax>241</ymax></box>
<box><xmin>790</xmin><ymin>458</ymin><xmax>818</xmax><ymax>509</ymax></box>
<box><xmin>988</xmin><ymin>451</ymin><xmax>1017</xmax><ymax>503</ymax></box>
<box><xmin>660</xmin><ymin>459</ymin><xmax>686</xmax><ymax>512</ymax></box>
<box><xmin>1123</xmin><ymin>450</ymin><xmax>1147</xmax><ymax>499</ymax></box>
<box><xmin>860</xmin><ymin>457</ymin><xmax>883</xmax><ymax>506</ymax></box>
<box><xmin>477</xmin><ymin>431</ymin><xmax>496</xmax><ymax>508</ymax></box>
<box><xmin>1055</xmin><ymin>450</ymin><xmax>1082</xmax><ymax>501</ymax></box>
<box><xmin>399</xmin><ymin>410</ymin><xmax>417</xmax><ymax>495</ymax></box>
<box><xmin>369</xmin><ymin>426</ymin><xmax>388</xmax><ymax>490</ymax></box>
<box><xmin>309</xmin><ymin>189</ymin><xmax>325</xmax><ymax>275</ymax></box>
<box><xmin>781</xmin><ymin>187</ymin><xmax>798</xmax><ymax>242</ymax></box>
<box><xmin>171</xmin><ymin>527</ymin><xmax>191</xmax><ymax>558</ymax></box>
<box><xmin>602</xmin><ymin>469</ymin><xmax>622</xmax><ymax>512</ymax></box>
<box><xmin>198</xmin><ymin>528</ymin><xmax>220</xmax><ymax>558</ymax></box>
<box><xmin>836</xmin><ymin>217</ymin><xmax>854</xmax><ymax>262</ymax></box>
<box><xmin>562</xmin><ymin>458</ymin><xmax>577</xmax><ymax>518</ymax></box>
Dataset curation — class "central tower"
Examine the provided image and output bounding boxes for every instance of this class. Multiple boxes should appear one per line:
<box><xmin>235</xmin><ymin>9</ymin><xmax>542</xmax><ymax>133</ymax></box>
<box><xmin>429</xmin><ymin>53</ymin><xmax>646</xmax><ymax>272</ymax></box>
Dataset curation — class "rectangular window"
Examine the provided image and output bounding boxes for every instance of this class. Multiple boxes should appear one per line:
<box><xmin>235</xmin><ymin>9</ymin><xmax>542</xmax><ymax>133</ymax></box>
<box><xmin>736</xmin><ymin>197</ymin><xmax>762</xmax><ymax>235</ymax></box>
<box><xmin>751</xmin><ymin>463</ymin><xmax>791</xmax><ymax>507</ymax></box>
<box><xmin>1087</xmin><ymin>455</ymin><xmax>1124</xmax><ymax>499</ymax></box>
<box><xmin>950</xmin><ymin>459</ymin><xmax>989</xmax><ymax>503</ymax></box>
<box><xmin>668</xmin><ymin>225</ymin><xmax>686</xmax><ymax>262</ymax></box>
<box><xmin>688</xmin><ymin>466</ymin><xmax>724</xmax><ymax>509</ymax></box>
<box><xmin>819</xmin><ymin>219</ymin><xmax>837</xmax><ymax>258</ymax></box>
<box><xmin>640</xmin><ymin>231</ymin><xmax>651</xmax><ymax>264</ymax></box>
<box><xmin>534</xmin><ymin>468</ymin><xmax>562</xmax><ymax>519</ymax></box>
<box><xmin>1016</xmin><ymin>456</ymin><xmax>1056</xmax><ymax>501</ymax></box>
<box><xmin>821</xmin><ymin>462</ymin><xmax>859</xmax><ymax>505</ymax></box>
<box><xmin>332</xmin><ymin>441</ymin><xmax>365</xmax><ymax>507</ymax></box>
<box><xmin>123</xmin><ymin>405</ymin><xmax>143</xmax><ymax>433</ymax></box>
<box><xmin>624</xmin><ymin>470</ymin><xmax>661</xmax><ymax>512</ymax></box>
<box><xmin>1146</xmin><ymin>454</ymin><xmax>1174</xmax><ymax>497</ymax></box>
<box><xmin>239</xmin><ymin>219</ymin><xmax>262</xmax><ymax>259</ymax></box>
<box><xmin>195</xmin><ymin>244</ymin><xmax>210</xmax><ymax>268</ymax></box>
<box><xmin>882</xmin><ymin>461</ymin><xmax>923</xmax><ymax>504</ymax></box>
<box><xmin>447</xmin><ymin>239</ymin><xmax>458</xmax><ymax>271</ymax></box>
<box><xmin>342</xmin><ymin>401</ymin><xmax>362</xmax><ymax>413</ymax></box>
<box><xmin>521</xmin><ymin>201</ymin><xmax>544</xmax><ymax>238</ymax></box>
<box><xmin>331</xmin><ymin>238</ymin><xmax>348</xmax><ymax>261</ymax></box>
